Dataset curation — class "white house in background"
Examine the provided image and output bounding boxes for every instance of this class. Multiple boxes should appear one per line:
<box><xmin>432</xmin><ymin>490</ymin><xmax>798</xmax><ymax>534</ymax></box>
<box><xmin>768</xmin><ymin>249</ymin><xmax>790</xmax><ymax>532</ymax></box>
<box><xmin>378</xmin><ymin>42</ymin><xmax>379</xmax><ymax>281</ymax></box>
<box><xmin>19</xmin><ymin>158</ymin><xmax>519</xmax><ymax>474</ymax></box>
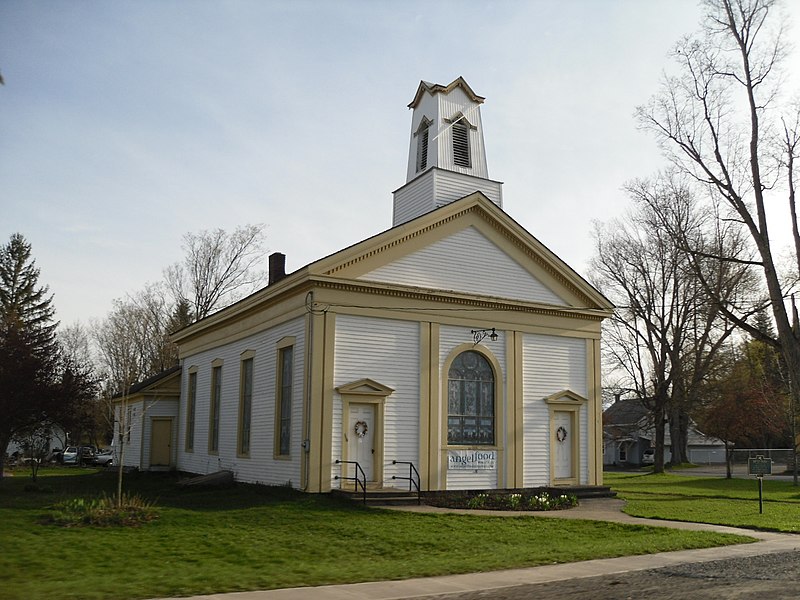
<box><xmin>114</xmin><ymin>366</ymin><xmax>181</xmax><ymax>470</ymax></box>
<box><xmin>603</xmin><ymin>397</ymin><xmax>727</xmax><ymax>466</ymax></box>
<box><xmin>128</xmin><ymin>77</ymin><xmax>613</xmax><ymax>492</ymax></box>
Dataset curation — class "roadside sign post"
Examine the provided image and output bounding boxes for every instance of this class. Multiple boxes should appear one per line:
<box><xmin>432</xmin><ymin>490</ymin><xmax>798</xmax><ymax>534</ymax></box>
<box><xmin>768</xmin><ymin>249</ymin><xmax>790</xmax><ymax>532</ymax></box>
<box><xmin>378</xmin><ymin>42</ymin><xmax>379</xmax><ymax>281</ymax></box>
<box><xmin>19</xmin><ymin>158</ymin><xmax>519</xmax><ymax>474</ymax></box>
<box><xmin>748</xmin><ymin>455</ymin><xmax>772</xmax><ymax>514</ymax></box>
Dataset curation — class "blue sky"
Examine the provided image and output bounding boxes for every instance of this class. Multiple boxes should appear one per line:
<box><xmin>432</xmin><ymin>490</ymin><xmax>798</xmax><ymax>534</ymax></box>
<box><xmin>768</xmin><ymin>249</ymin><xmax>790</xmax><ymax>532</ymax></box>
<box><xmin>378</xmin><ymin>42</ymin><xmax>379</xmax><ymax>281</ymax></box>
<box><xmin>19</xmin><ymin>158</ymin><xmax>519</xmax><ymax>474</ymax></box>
<box><xmin>2</xmin><ymin>1</ymin><xmax>798</xmax><ymax>326</ymax></box>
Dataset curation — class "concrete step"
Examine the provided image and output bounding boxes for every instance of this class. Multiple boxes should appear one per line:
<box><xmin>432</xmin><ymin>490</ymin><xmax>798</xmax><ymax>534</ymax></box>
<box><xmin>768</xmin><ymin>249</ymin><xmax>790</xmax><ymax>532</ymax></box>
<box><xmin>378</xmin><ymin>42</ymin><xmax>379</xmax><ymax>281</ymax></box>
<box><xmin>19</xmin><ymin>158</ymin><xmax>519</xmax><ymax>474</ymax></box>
<box><xmin>331</xmin><ymin>487</ymin><xmax>422</xmax><ymax>506</ymax></box>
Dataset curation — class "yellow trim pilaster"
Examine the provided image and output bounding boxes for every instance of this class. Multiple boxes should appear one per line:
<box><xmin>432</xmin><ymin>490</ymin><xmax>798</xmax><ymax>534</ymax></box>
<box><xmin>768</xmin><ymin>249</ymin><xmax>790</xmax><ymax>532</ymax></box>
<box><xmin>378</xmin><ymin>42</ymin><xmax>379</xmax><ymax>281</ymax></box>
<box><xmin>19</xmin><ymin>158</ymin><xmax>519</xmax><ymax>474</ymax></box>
<box><xmin>428</xmin><ymin>323</ymin><xmax>441</xmax><ymax>490</ymax></box>
<box><xmin>319</xmin><ymin>313</ymin><xmax>336</xmax><ymax>492</ymax></box>
<box><xmin>590</xmin><ymin>338</ymin><xmax>603</xmax><ymax>485</ymax></box>
<box><xmin>419</xmin><ymin>322</ymin><xmax>431</xmax><ymax>491</ymax></box>
<box><xmin>512</xmin><ymin>331</ymin><xmax>524</xmax><ymax>488</ymax></box>
<box><xmin>305</xmin><ymin>310</ymin><xmax>326</xmax><ymax>493</ymax></box>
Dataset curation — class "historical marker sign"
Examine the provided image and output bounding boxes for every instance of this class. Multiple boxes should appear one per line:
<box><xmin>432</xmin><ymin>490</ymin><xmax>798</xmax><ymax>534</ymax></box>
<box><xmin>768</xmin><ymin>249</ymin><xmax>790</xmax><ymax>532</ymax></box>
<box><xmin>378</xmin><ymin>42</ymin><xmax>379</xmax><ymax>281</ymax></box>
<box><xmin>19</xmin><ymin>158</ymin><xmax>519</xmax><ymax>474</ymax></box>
<box><xmin>748</xmin><ymin>456</ymin><xmax>772</xmax><ymax>477</ymax></box>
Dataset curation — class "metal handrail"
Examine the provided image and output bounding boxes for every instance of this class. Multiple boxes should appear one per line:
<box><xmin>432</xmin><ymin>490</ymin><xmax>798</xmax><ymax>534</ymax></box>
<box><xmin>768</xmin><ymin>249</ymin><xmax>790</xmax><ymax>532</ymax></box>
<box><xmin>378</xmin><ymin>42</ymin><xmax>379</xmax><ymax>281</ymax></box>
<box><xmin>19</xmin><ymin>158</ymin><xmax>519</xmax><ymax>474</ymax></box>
<box><xmin>335</xmin><ymin>459</ymin><xmax>367</xmax><ymax>504</ymax></box>
<box><xmin>392</xmin><ymin>460</ymin><xmax>421</xmax><ymax>505</ymax></box>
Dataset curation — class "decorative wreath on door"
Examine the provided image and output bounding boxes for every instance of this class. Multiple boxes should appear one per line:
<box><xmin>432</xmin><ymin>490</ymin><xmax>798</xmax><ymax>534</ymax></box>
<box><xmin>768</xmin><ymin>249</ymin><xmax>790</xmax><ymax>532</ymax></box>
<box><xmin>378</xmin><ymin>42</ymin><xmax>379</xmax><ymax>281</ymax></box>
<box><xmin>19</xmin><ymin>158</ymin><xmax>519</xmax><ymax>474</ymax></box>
<box><xmin>354</xmin><ymin>420</ymin><xmax>369</xmax><ymax>438</ymax></box>
<box><xmin>556</xmin><ymin>426</ymin><xmax>568</xmax><ymax>443</ymax></box>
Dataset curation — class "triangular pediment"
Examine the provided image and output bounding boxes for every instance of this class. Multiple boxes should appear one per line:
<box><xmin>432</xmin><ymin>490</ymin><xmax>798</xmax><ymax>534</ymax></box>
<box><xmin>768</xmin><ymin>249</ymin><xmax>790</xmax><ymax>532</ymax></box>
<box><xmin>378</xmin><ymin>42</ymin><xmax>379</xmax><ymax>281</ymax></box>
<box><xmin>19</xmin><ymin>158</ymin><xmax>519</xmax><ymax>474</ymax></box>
<box><xmin>172</xmin><ymin>195</ymin><xmax>612</xmax><ymax>348</ymax></box>
<box><xmin>544</xmin><ymin>389</ymin><xmax>588</xmax><ymax>405</ymax></box>
<box><xmin>336</xmin><ymin>379</ymin><xmax>395</xmax><ymax>397</ymax></box>
<box><xmin>313</xmin><ymin>194</ymin><xmax>612</xmax><ymax>311</ymax></box>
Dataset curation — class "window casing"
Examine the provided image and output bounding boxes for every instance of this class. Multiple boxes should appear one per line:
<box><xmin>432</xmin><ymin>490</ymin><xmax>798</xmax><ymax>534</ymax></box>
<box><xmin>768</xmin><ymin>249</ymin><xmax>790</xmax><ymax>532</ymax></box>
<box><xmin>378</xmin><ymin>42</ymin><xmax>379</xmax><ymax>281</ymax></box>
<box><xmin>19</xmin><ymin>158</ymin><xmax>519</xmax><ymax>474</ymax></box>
<box><xmin>238</xmin><ymin>356</ymin><xmax>254</xmax><ymax>457</ymax></box>
<box><xmin>185</xmin><ymin>370</ymin><xmax>197</xmax><ymax>452</ymax></box>
<box><xmin>209</xmin><ymin>363</ymin><xmax>222</xmax><ymax>454</ymax></box>
<box><xmin>452</xmin><ymin>121</ymin><xmax>471</xmax><ymax>167</ymax></box>
<box><xmin>447</xmin><ymin>350</ymin><xmax>494</xmax><ymax>445</ymax></box>
<box><xmin>276</xmin><ymin>346</ymin><xmax>293</xmax><ymax>456</ymax></box>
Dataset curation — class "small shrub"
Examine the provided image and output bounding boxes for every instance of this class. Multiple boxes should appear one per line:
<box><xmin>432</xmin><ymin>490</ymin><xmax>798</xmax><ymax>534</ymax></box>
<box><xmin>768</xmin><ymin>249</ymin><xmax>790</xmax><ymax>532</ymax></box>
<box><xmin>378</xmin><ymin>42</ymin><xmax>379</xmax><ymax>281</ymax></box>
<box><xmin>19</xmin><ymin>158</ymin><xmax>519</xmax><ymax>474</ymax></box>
<box><xmin>426</xmin><ymin>490</ymin><xmax>579</xmax><ymax>511</ymax></box>
<box><xmin>44</xmin><ymin>493</ymin><xmax>159</xmax><ymax>527</ymax></box>
<box><xmin>467</xmin><ymin>493</ymin><xmax>490</xmax><ymax>509</ymax></box>
<box><xmin>505</xmin><ymin>493</ymin><xmax>523</xmax><ymax>509</ymax></box>
<box><xmin>24</xmin><ymin>482</ymin><xmax>54</xmax><ymax>494</ymax></box>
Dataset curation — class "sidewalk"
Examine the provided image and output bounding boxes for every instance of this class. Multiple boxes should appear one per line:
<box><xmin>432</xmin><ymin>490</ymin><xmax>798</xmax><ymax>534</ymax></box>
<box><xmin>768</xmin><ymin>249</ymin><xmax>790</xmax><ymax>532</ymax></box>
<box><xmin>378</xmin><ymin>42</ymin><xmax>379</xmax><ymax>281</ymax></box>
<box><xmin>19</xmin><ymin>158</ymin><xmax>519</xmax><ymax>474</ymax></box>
<box><xmin>157</xmin><ymin>498</ymin><xmax>800</xmax><ymax>600</ymax></box>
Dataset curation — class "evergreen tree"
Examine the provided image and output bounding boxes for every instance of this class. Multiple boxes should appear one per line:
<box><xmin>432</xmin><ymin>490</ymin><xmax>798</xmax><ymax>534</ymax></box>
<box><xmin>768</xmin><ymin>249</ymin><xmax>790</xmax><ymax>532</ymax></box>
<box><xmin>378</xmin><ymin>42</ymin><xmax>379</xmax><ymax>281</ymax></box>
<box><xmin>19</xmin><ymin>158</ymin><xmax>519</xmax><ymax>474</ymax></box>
<box><xmin>0</xmin><ymin>233</ymin><xmax>58</xmax><ymax>355</ymax></box>
<box><xmin>0</xmin><ymin>234</ymin><xmax>86</xmax><ymax>480</ymax></box>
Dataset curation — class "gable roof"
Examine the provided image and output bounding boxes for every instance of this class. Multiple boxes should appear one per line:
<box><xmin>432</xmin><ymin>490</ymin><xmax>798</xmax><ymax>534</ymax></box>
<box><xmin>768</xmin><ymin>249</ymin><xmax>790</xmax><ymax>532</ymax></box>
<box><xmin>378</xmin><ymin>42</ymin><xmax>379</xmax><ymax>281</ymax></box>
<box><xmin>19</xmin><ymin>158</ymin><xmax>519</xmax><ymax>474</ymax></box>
<box><xmin>603</xmin><ymin>397</ymin><xmax>649</xmax><ymax>426</ymax></box>
<box><xmin>114</xmin><ymin>365</ymin><xmax>182</xmax><ymax>402</ymax></box>
<box><xmin>172</xmin><ymin>193</ymin><xmax>613</xmax><ymax>347</ymax></box>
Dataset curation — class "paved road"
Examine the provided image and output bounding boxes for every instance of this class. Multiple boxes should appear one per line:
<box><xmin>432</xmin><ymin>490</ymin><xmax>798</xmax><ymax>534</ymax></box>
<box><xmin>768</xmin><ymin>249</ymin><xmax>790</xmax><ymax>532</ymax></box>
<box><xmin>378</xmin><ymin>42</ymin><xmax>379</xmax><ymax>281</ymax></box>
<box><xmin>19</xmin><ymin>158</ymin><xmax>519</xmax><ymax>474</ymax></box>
<box><xmin>408</xmin><ymin>551</ymin><xmax>800</xmax><ymax>600</ymax></box>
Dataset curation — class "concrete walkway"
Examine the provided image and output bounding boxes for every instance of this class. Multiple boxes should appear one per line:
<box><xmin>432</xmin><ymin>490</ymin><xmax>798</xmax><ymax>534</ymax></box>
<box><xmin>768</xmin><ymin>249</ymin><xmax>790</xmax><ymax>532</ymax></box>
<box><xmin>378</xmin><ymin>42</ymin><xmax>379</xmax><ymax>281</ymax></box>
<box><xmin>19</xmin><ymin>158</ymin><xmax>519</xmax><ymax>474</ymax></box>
<box><xmin>158</xmin><ymin>498</ymin><xmax>800</xmax><ymax>600</ymax></box>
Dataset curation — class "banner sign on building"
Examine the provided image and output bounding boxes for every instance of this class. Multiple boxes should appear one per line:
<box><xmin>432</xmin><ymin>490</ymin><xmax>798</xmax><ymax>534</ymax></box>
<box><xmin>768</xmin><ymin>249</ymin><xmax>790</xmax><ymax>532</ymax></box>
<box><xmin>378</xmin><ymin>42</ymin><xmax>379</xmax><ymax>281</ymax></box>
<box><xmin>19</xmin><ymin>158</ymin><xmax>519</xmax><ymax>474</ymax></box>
<box><xmin>448</xmin><ymin>449</ymin><xmax>497</xmax><ymax>471</ymax></box>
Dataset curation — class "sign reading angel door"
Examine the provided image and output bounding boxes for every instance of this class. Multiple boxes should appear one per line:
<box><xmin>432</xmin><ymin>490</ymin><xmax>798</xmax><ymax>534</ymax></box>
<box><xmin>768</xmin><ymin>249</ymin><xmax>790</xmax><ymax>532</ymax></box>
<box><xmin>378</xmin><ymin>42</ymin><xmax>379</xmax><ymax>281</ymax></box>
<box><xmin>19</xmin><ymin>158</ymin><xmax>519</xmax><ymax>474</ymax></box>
<box><xmin>553</xmin><ymin>411</ymin><xmax>573</xmax><ymax>480</ymax></box>
<box><xmin>348</xmin><ymin>404</ymin><xmax>375</xmax><ymax>482</ymax></box>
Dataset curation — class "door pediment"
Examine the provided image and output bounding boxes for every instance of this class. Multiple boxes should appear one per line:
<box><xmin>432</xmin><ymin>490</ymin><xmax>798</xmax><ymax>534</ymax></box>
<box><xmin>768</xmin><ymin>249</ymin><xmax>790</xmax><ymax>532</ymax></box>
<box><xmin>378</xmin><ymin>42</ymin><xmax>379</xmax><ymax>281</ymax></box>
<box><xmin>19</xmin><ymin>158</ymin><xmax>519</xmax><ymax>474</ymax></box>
<box><xmin>336</xmin><ymin>378</ymin><xmax>395</xmax><ymax>398</ymax></box>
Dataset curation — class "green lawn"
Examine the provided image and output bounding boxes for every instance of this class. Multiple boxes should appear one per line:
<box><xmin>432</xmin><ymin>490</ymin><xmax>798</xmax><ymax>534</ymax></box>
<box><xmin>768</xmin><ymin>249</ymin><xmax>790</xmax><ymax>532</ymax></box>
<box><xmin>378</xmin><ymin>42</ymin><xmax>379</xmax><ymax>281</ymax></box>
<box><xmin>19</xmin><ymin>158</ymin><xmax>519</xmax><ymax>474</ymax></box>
<box><xmin>606</xmin><ymin>471</ymin><xmax>800</xmax><ymax>533</ymax></box>
<box><xmin>0</xmin><ymin>468</ymin><xmax>751</xmax><ymax>600</ymax></box>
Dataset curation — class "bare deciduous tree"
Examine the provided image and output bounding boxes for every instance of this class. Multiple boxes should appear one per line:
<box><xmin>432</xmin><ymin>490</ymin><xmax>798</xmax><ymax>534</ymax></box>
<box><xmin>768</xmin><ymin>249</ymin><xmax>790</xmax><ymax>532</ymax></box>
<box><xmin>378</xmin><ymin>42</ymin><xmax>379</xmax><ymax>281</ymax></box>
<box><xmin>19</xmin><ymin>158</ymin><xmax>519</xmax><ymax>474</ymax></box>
<box><xmin>93</xmin><ymin>285</ymin><xmax>175</xmax><ymax>505</ymax></box>
<box><xmin>593</xmin><ymin>175</ymin><xmax>751</xmax><ymax>471</ymax></box>
<box><xmin>165</xmin><ymin>224</ymin><xmax>267</xmax><ymax>322</ymax></box>
<box><xmin>637</xmin><ymin>0</ymin><xmax>800</xmax><ymax>474</ymax></box>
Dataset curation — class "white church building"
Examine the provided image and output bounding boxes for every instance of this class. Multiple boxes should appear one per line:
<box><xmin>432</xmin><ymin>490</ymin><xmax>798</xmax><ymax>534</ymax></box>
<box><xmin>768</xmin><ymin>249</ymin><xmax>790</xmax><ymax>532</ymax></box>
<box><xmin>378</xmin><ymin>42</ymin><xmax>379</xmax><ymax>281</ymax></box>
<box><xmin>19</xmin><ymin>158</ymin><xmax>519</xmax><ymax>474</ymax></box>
<box><xmin>118</xmin><ymin>77</ymin><xmax>613</xmax><ymax>494</ymax></box>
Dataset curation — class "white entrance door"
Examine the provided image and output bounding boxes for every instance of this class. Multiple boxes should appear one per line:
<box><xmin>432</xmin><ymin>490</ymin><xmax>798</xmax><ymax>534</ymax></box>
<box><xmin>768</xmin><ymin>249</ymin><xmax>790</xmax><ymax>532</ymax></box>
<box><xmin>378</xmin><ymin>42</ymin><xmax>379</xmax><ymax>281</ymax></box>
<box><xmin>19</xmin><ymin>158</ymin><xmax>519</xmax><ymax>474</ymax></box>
<box><xmin>348</xmin><ymin>404</ymin><xmax>375</xmax><ymax>482</ymax></box>
<box><xmin>554</xmin><ymin>412</ymin><xmax>573</xmax><ymax>480</ymax></box>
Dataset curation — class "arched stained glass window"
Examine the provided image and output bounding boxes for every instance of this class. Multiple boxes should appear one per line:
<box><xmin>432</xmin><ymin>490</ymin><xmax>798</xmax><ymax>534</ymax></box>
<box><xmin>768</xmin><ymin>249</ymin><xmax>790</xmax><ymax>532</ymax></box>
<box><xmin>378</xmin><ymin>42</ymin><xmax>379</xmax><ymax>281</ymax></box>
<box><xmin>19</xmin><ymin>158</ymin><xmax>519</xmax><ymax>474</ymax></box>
<box><xmin>448</xmin><ymin>351</ymin><xmax>495</xmax><ymax>445</ymax></box>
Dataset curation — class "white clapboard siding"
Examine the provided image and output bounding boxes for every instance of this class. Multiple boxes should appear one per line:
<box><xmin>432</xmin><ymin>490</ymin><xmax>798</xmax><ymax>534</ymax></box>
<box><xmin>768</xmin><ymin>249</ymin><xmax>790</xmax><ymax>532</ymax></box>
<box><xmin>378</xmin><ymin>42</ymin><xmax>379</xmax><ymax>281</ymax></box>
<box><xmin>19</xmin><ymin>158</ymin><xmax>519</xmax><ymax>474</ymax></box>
<box><xmin>406</xmin><ymin>90</ymin><xmax>439</xmax><ymax>181</ymax></box>
<box><xmin>446</xmin><ymin>470</ymin><xmax>498</xmax><ymax>490</ymax></box>
<box><xmin>332</xmin><ymin>315</ymin><xmax>420</xmax><ymax>489</ymax></box>
<box><xmin>433</xmin><ymin>170</ymin><xmax>501</xmax><ymax>207</ymax></box>
<box><xmin>140</xmin><ymin>399</ymin><xmax>179</xmax><ymax>468</ymax></box>
<box><xmin>393</xmin><ymin>170</ymin><xmax>502</xmax><ymax>227</ymax></box>
<box><xmin>522</xmin><ymin>333</ymin><xmax>587</xmax><ymax>487</ymax></box>
<box><xmin>116</xmin><ymin>402</ymin><xmax>144</xmax><ymax>468</ymax></box>
<box><xmin>393</xmin><ymin>170</ymin><xmax>435</xmax><ymax>226</ymax></box>
<box><xmin>440</xmin><ymin>325</ymin><xmax>506</xmax><ymax>490</ymax></box>
<box><xmin>360</xmin><ymin>226</ymin><xmax>564</xmax><ymax>305</ymax></box>
<box><xmin>177</xmin><ymin>317</ymin><xmax>306</xmax><ymax>488</ymax></box>
<box><xmin>438</xmin><ymin>88</ymin><xmax>489</xmax><ymax>178</ymax></box>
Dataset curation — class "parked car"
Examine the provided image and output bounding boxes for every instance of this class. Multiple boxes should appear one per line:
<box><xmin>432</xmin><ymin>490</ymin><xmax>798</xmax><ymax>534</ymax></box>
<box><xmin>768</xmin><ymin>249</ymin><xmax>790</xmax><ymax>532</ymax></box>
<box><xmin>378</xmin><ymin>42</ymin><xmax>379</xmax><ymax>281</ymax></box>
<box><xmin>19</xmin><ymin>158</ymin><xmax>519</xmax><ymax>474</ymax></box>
<box><xmin>78</xmin><ymin>446</ymin><xmax>97</xmax><ymax>465</ymax></box>
<box><xmin>48</xmin><ymin>448</ymin><xmax>63</xmax><ymax>463</ymax></box>
<box><xmin>642</xmin><ymin>448</ymin><xmax>655</xmax><ymax>465</ymax></box>
<box><xmin>92</xmin><ymin>449</ymin><xmax>114</xmax><ymax>467</ymax></box>
<box><xmin>62</xmin><ymin>446</ymin><xmax>79</xmax><ymax>465</ymax></box>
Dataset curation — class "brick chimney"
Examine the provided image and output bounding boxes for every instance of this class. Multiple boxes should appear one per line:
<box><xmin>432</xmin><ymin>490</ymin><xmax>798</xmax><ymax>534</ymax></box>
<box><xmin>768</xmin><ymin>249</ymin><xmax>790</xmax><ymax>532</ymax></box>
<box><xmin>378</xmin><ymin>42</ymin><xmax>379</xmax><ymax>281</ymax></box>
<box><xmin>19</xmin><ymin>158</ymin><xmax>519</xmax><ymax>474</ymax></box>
<box><xmin>268</xmin><ymin>252</ymin><xmax>286</xmax><ymax>285</ymax></box>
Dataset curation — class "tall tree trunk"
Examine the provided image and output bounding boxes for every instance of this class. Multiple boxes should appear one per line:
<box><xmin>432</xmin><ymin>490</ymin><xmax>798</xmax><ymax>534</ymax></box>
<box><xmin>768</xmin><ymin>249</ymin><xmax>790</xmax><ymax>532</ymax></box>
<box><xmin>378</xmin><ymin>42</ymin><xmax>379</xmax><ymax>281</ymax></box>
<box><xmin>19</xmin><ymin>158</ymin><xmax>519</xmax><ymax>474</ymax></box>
<box><xmin>725</xmin><ymin>442</ymin><xmax>734</xmax><ymax>479</ymax></box>
<box><xmin>653</xmin><ymin>400</ymin><xmax>667</xmax><ymax>473</ymax></box>
<box><xmin>0</xmin><ymin>432</ymin><xmax>10</xmax><ymax>481</ymax></box>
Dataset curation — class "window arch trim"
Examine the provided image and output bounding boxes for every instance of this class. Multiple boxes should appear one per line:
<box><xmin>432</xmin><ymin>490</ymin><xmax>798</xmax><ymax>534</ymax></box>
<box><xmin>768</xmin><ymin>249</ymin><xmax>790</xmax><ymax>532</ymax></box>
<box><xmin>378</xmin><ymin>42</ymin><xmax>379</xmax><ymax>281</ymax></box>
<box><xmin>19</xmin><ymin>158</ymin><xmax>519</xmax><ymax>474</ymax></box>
<box><xmin>441</xmin><ymin>343</ymin><xmax>504</xmax><ymax>449</ymax></box>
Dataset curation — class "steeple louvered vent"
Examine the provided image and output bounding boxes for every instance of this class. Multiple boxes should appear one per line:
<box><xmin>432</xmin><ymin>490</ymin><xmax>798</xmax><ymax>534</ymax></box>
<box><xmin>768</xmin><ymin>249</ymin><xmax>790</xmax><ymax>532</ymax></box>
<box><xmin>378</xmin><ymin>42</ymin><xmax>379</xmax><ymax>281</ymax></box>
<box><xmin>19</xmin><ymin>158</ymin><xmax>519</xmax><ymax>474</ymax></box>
<box><xmin>416</xmin><ymin>126</ymin><xmax>429</xmax><ymax>172</ymax></box>
<box><xmin>452</xmin><ymin>121</ymin><xmax>470</xmax><ymax>168</ymax></box>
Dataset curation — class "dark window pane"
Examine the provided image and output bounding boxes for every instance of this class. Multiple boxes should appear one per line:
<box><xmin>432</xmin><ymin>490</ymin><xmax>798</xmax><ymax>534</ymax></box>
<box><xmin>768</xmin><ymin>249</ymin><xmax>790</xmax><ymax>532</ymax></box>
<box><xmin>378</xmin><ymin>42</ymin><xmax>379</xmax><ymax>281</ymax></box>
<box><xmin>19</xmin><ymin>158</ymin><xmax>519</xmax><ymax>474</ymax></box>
<box><xmin>447</xmin><ymin>351</ymin><xmax>494</xmax><ymax>445</ymax></box>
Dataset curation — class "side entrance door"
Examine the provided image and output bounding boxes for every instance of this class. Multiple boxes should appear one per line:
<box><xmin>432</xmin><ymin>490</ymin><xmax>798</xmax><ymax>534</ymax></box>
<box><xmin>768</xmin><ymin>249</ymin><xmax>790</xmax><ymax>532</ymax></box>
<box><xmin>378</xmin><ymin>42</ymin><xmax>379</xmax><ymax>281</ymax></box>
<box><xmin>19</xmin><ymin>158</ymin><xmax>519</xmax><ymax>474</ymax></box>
<box><xmin>150</xmin><ymin>418</ymin><xmax>172</xmax><ymax>467</ymax></box>
<box><xmin>553</xmin><ymin>411</ymin><xmax>573</xmax><ymax>480</ymax></box>
<box><xmin>348</xmin><ymin>404</ymin><xmax>375</xmax><ymax>482</ymax></box>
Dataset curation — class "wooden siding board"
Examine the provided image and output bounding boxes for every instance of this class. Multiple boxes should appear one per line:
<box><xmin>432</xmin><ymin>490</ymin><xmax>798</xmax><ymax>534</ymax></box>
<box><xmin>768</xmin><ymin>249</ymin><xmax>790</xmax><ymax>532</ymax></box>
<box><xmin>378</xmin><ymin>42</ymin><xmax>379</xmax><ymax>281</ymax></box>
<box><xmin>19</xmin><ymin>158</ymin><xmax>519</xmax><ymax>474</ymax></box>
<box><xmin>332</xmin><ymin>315</ymin><xmax>420</xmax><ymax>489</ymax></box>
<box><xmin>176</xmin><ymin>318</ymin><xmax>306</xmax><ymax>487</ymax></box>
<box><xmin>394</xmin><ymin>169</ymin><xmax>436</xmax><ymax>225</ymax></box>
<box><xmin>360</xmin><ymin>226</ymin><xmax>563</xmax><ymax>305</ymax></box>
<box><xmin>117</xmin><ymin>402</ymin><xmax>144</xmax><ymax>468</ymax></box>
<box><xmin>434</xmin><ymin>170</ymin><xmax>500</xmax><ymax>206</ymax></box>
<box><xmin>522</xmin><ymin>333</ymin><xmax>587</xmax><ymax>487</ymax></box>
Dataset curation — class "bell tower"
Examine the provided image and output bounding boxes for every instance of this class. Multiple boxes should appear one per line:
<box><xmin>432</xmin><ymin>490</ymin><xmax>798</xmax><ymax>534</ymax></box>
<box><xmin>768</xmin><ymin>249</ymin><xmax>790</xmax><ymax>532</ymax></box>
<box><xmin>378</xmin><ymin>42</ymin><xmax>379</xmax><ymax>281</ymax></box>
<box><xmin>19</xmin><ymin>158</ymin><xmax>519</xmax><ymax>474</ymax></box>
<box><xmin>393</xmin><ymin>77</ymin><xmax>503</xmax><ymax>226</ymax></box>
